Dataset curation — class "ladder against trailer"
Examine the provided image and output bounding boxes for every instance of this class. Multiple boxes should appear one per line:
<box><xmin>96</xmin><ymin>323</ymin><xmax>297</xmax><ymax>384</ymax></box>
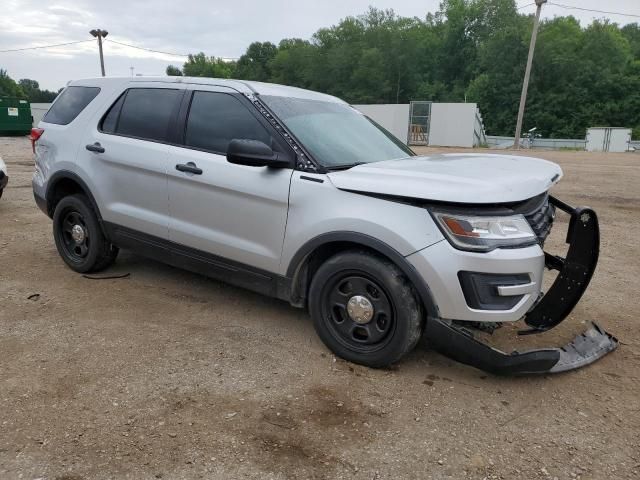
<box><xmin>408</xmin><ymin>101</ymin><xmax>431</xmax><ymax>146</ymax></box>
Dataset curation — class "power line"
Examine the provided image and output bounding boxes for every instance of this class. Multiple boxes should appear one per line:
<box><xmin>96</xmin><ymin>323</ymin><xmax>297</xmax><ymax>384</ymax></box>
<box><xmin>0</xmin><ymin>37</ymin><xmax>238</xmax><ymax>60</ymax></box>
<box><xmin>0</xmin><ymin>39</ymin><xmax>93</xmax><ymax>53</ymax></box>
<box><xmin>1</xmin><ymin>4</ymin><xmax>638</xmax><ymax>57</ymax></box>
<box><xmin>547</xmin><ymin>2</ymin><xmax>640</xmax><ymax>19</ymax></box>
<box><xmin>105</xmin><ymin>39</ymin><xmax>239</xmax><ymax>61</ymax></box>
<box><xmin>105</xmin><ymin>39</ymin><xmax>190</xmax><ymax>57</ymax></box>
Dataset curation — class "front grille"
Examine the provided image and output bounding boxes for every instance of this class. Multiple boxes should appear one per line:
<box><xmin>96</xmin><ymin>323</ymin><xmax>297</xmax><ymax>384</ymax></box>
<box><xmin>517</xmin><ymin>194</ymin><xmax>555</xmax><ymax>245</ymax></box>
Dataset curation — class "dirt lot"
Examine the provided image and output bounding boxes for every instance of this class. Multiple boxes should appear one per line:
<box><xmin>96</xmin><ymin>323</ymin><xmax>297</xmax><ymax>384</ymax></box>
<box><xmin>1</xmin><ymin>136</ymin><xmax>638</xmax><ymax>480</ymax></box>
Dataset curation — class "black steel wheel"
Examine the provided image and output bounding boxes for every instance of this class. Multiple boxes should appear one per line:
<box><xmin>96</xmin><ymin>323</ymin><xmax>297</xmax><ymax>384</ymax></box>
<box><xmin>53</xmin><ymin>194</ymin><xmax>118</xmax><ymax>273</ymax></box>
<box><xmin>309</xmin><ymin>250</ymin><xmax>424</xmax><ymax>367</ymax></box>
<box><xmin>59</xmin><ymin>210</ymin><xmax>91</xmax><ymax>261</ymax></box>
<box><xmin>322</xmin><ymin>273</ymin><xmax>396</xmax><ymax>352</ymax></box>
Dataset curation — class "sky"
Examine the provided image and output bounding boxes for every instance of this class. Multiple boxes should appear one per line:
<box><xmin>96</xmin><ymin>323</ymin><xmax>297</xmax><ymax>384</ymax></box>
<box><xmin>1</xmin><ymin>0</ymin><xmax>638</xmax><ymax>91</ymax></box>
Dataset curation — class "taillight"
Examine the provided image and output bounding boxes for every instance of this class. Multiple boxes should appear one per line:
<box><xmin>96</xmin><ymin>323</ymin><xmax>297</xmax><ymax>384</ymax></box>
<box><xmin>30</xmin><ymin>128</ymin><xmax>44</xmax><ymax>154</ymax></box>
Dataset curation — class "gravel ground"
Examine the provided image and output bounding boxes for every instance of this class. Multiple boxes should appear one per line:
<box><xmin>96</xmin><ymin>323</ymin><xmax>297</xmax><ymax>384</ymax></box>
<box><xmin>1</xmin><ymin>136</ymin><xmax>638</xmax><ymax>480</ymax></box>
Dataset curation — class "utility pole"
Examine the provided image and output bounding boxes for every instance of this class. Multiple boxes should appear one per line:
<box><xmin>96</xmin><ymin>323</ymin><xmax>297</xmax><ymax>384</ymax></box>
<box><xmin>513</xmin><ymin>0</ymin><xmax>545</xmax><ymax>149</ymax></box>
<box><xmin>89</xmin><ymin>29</ymin><xmax>108</xmax><ymax>76</ymax></box>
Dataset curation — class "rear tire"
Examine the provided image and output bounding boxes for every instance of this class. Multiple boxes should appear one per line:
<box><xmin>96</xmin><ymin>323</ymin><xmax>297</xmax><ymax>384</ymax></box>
<box><xmin>308</xmin><ymin>250</ymin><xmax>423</xmax><ymax>368</ymax></box>
<box><xmin>52</xmin><ymin>194</ymin><xmax>118</xmax><ymax>273</ymax></box>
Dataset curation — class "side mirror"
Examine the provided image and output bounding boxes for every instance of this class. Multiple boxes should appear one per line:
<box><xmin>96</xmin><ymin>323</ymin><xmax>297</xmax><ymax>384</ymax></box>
<box><xmin>227</xmin><ymin>139</ymin><xmax>291</xmax><ymax>168</ymax></box>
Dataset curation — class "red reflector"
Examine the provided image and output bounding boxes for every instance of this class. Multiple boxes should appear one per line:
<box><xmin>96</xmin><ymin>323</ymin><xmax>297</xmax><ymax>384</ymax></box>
<box><xmin>30</xmin><ymin>128</ymin><xmax>44</xmax><ymax>153</ymax></box>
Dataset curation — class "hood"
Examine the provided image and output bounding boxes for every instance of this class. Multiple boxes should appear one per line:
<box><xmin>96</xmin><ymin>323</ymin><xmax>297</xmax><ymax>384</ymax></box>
<box><xmin>327</xmin><ymin>153</ymin><xmax>563</xmax><ymax>204</ymax></box>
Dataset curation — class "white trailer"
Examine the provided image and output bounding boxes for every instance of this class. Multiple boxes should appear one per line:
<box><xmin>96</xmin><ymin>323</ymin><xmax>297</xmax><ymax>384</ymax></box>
<box><xmin>428</xmin><ymin>103</ymin><xmax>485</xmax><ymax>148</ymax></box>
<box><xmin>353</xmin><ymin>104</ymin><xmax>411</xmax><ymax>144</ymax></box>
<box><xmin>586</xmin><ymin>127</ymin><xmax>631</xmax><ymax>152</ymax></box>
<box><xmin>354</xmin><ymin>102</ymin><xmax>486</xmax><ymax>148</ymax></box>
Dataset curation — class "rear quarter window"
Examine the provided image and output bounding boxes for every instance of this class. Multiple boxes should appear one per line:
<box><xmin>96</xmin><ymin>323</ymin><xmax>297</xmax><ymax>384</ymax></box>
<box><xmin>42</xmin><ymin>86</ymin><xmax>100</xmax><ymax>125</ymax></box>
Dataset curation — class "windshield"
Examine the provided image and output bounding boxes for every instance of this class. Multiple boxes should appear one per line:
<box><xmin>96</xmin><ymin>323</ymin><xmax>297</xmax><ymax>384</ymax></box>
<box><xmin>260</xmin><ymin>95</ymin><xmax>414</xmax><ymax>168</ymax></box>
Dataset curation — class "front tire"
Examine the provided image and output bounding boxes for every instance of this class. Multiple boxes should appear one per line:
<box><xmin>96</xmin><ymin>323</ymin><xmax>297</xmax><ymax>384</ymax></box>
<box><xmin>308</xmin><ymin>250</ymin><xmax>424</xmax><ymax>367</ymax></box>
<box><xmin>53</xmin><ymin>194</ymin><xmax>118</xmax><ymax>273</ymax></box>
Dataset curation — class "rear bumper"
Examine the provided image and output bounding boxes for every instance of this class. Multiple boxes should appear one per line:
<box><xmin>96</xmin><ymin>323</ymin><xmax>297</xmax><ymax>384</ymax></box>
<box><xmin>34</xmin><ymin>191</ymin><xmax>47</xmax><ymax>215</ymax></box>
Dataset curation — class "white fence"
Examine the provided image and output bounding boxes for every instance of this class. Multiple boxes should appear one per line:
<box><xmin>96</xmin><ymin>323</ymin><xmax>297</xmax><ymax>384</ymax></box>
<box><xmin>487</xmin><ymin>134</ymin><xmax>640</xmax><ymax>152</ymax></box>
<box><xmin>486</xmin><ymin>135</ymin><xmax>587</xmax><ymax>150</ymax></box>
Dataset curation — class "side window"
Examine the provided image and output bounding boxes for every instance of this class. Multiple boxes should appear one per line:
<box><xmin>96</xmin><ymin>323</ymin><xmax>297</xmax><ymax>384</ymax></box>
<box><xmin>43</xmin><ymin>86</ymin><xmax>100</xmax><ymax>125</ymax></box>
<box><xmin>100</xmin><ymin>93</ymin><xmax>125</xmax><ymax>133</ymax></box>
<box><xmin>184</xmin><ymin>91</ymin><xmax>271</xmax><ymax>154</ymax></box>
<box><xmin>111</xmin><ymin>88</ymin><xmax>181</xmax><ymax>142</ymax></box>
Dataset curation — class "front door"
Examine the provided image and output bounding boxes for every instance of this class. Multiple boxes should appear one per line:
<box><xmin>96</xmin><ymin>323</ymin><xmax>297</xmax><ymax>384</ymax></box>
<box><xmin>167</xmin><ymin>87</ymin><xmax>293</xmax><ymax>273</ymax></box>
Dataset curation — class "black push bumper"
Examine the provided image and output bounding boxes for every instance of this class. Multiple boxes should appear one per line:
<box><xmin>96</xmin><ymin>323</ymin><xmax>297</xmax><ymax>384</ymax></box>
<box><xmin>425</xmin><ymin>196</ymin><xmax>618</xmax><ymax>375</ymax></box>
<box><xmin>522</xmin><ymin>196</ymin><xmax>601</xmax><ymax>334</ymax></box>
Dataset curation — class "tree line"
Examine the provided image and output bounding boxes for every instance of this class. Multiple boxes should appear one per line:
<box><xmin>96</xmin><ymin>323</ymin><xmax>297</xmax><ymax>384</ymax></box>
<box><xmin>0</xmin><ymin>70</ymin><xmax>60</xmax><ymax>103</ymax></box>
<box><xmin>167</xmin><ymin>0</ymin><xmax>640</xmax><ymax>139</ymax></box>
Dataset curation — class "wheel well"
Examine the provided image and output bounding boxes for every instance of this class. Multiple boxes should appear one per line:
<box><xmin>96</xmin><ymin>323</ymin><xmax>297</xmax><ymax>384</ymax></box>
<box><xmin>289</xmin><ymin>241</ymin><xmax>421</xmax><ymax>309</ymax></box>
<box><xmin>289</xmin><ymin>241</ymin><xmax>370</xmax><ymax>307</ymax></box>
<box><xmin>288</xmin><ymin>235</ymin><xmax>438</xmax><ymax>317</ymax></box>
<box><xmin>46</xmin><ymin>177</ymin><xmax>88</xmax><ymax>217</ymax></box>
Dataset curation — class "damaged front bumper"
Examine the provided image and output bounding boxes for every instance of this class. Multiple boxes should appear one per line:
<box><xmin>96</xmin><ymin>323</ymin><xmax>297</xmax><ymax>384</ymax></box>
<box><xmin>425</xmin><ymin>197</ymin><xmax>618</xmax><ymax>375</ymax></box>
<box><xmin>425</xmin><ymin>319</ymin><xmax>617</xmax><ymax>375</ymax></box>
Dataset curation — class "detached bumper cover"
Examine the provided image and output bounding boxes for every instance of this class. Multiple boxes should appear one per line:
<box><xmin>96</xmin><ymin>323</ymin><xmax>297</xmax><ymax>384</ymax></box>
<box><xmin>425</xmin><ymin>197</ymin><xmax>618</xmax><ymax>374</ymax></box>
<box><xmin>426</xmin><ymin>319</ymin><xmax>617</xmax><ymax>375</ymax></box>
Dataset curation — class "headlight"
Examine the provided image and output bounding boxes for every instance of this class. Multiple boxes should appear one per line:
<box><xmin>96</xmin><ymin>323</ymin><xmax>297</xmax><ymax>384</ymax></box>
<box><xmin>432</xmin><ymin>211</ymin><xmax>537</xmax><ymax>252</ymax></box>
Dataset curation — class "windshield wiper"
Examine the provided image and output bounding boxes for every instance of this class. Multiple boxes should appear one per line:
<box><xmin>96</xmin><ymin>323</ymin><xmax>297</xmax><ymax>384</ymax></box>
<box><xmin>325</xmin><ymin>162</ymin><xmax>368</xmax><ymax>171</ymax></box>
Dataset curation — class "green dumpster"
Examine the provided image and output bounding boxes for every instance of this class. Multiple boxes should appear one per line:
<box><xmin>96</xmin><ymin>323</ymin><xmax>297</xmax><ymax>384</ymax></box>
<box><xmin>0</xmin><ymin>97</ymin><xmax>32</xmax><ymax>135</ymax></box>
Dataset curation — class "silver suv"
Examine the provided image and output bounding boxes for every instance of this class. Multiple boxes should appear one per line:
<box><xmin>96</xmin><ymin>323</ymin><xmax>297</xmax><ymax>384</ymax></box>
<box><xmin>32</xmin><ymin>77</ymin><xmax>616</xmax><ymax>373</ymax></box>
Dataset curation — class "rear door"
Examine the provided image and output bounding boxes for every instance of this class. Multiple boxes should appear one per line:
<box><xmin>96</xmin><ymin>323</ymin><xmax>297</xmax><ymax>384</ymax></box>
<box><xmin>79</xmin><ymin>82</ymin><xmax>185</xmax><ymax>239</ymax></box>
<box><xmin>167</xmin><ymin>86</ymin><xmax>293</xmax><ymax>273</ymax></box>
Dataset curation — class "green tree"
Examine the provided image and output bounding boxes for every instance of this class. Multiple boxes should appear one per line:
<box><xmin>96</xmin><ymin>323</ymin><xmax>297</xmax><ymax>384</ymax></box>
<box><xmin>171</xmin><ymin>3</ymin><xmax>640</xmax><ymax>138</ymax></box>
<box><xmin>269</xmin><ymin>39</ymin><xmax>315</xmax><ymax>87</ymax></box>
<box><xmin>621</xmin><ymin>23</ymin><xmax>640</xmax><ymax>59</ymax></box>
<box><xmin>166</xmin><ymin>65</ymin><xmax>183</xmax><ymax>76</ymax></box>
<box><xmin>182</xmin><ymin>53</ymin><xmax>236</xmax><ymax>78</ymax></box>
<box><xmin>18</xmin><ymin>78</ymin><xmax>58</xmax><ymax>102</ymax></box>
<box><xmin>236</xmin><ymin>42</ymin><xmax>277</xmax><ymax>81</ymax></box>
<box><xmin>0</xmin><ymin>69</ymin><xmax>25</xmax><ymax>98</ymax></box>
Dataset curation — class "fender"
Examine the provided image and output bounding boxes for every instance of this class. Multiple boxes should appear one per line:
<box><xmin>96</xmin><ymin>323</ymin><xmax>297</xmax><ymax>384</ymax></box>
<box><xmin>45</xmin><ymin>170</ymin><xmax>103</xmax><ymax>222</ymax></box>
<box><xmin>286</xmin><ymin>231</ymin><xmax>440</xmax><ymax>317</ymax></box>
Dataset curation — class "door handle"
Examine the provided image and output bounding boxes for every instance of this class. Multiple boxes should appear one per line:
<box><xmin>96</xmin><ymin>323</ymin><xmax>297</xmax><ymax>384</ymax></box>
<box><xmin>85</xmin><ymin>142</ymin><xmax>105</xmax><ymax>153</ymax></box>
<box><xmin>175</xmin><ymin>162</ymin><xmax>203</xmax><ymax>175</ymax></box>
